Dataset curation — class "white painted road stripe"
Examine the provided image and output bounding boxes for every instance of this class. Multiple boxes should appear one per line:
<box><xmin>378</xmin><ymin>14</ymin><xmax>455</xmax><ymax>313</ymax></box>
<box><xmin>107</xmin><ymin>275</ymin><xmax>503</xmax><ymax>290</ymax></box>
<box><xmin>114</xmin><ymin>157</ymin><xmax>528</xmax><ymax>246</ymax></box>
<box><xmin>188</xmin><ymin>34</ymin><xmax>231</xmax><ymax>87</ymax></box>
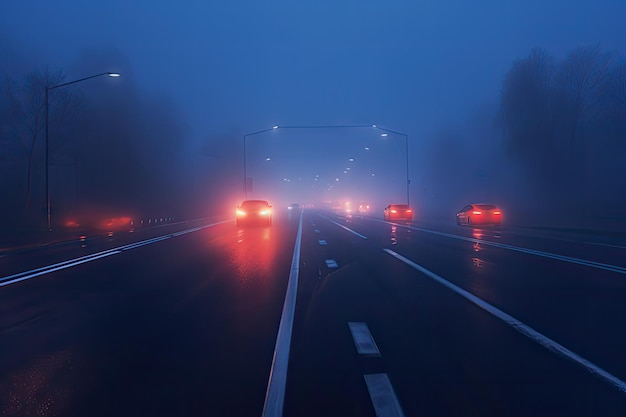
<box><xmin>0</xmin><ymin>248</ymin><xmax>119</xmax><ymax>282</ymax></box>
<box><xmin>318</xmin><ymin>240</ymin><xmax>327</xmax><ymax>245</ymax></box>
<box><xmin>325</xmin><ymin>259</ymin><xmax>339</xmax><ymax>268</ymax></box>
<box><xmin>349</xmin><ymin>322</ymin><xmax>381</xmax><ymax>356</ymax></box>
<box><xmin>0</xmin><ymin>219</ymin><xmax>230</xmax><ymax>288</ymax></box>
<box><xmin>383</xmin><ymin>248</ymin><xmax>626</xmax><ymax>394</ymax></box>
<box><xmin>262</xmin><ymin>210</ymin><xmax>303</xmax><ymax>417</ymax></box>
<box><xmin>319</xmin><ymin>215</ymin><xmax>368</xmax><ymax>239</ymax></box>
<box><xmin>378</xmin><ymin>221</ymin><xmax>626</xmax><ymax>274</ymax></box>
<box><xmin>0</xmin><ymin>252</ymin><xmax>120</xmax><ymax>287</ymax></box>
<box><xmin>364</xmin><ymin>373</ymin><xmax>406</xmax><ymax>417</ymax></box>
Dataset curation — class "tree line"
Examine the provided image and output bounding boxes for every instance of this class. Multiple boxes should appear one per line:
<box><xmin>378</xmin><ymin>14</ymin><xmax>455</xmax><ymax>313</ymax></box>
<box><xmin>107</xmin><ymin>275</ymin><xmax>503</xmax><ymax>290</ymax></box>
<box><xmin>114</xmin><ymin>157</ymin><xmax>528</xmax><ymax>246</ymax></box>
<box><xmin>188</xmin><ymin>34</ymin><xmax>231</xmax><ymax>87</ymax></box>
<box><xmin>499</xmin><ymin>44</ymin><xmax>626</xmax><ymax>214</ymax></box>
<box><xmin>419</xmin><ymin>44</ymin><xmax>625</xmax><ymax>225</ymax></box>
<box><xmin>0</xmin><ymin>64</ymin><xmax>187</xmax><ymax>232</ymax></box>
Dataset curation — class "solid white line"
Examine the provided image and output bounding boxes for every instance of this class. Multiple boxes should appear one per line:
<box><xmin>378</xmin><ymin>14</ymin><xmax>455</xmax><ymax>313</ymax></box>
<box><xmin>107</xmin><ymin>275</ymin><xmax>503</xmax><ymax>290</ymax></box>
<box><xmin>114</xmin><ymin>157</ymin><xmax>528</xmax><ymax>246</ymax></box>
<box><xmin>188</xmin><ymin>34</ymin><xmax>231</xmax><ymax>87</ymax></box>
<box><xmin>349</xmin><ymin>322</ymin><xmax>381</xmax><ymax>356</ymax></box>
<box><xmin>579</xmin><ymin>240</ymin><xmax>626</xmax><ymax>250</ymax></box>
<box><xmin>0</xmin><ymin>248</ymin><xmax>120</xmax><ymax>282</ymax></box>
<box><xmin>375</xmin><ymin>220</ymin><xmax>626</xmax><ymax>274</ymax></box>
<box><xmin>118</xmin><ymin>235</ymin><xmax>171</xmax><ymax>250</ymax></box>
<box><xmin>319</xmin><ymin>215</ymin><xmax>368</xmax><ymax>239</ymax></box>
<box><xmin>364</xmin><ymin>373</ymin><xmax>406</xmax><ymax>417</ymax></box>
<box><xmin>0</xmin><ymin>252</ymin><xmax>120</xmax><ymax>287</ymax></box>
<box><xmin>383</xmin><ymin>248</ymin><xmax>626</xmax><ymax>394</ymax></box>
<box><xmin>0</xmin><ymin>220</ymin><xmax>230</xmax><ymax>288</ymax></box>
<box><xmin>262</xmin><ymin>210</ymin><xmax>303</xmax><ymax>417</ymax></box>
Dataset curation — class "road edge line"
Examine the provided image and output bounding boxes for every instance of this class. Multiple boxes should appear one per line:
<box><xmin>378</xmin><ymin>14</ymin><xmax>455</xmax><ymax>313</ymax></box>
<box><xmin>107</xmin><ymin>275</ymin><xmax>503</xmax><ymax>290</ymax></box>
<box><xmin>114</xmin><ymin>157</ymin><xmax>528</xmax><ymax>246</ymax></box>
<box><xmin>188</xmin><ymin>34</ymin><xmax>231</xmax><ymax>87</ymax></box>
<box><xmin>262</xmin><ymin>210</ymin><xmax>304</xmax><ymax>417</ymax></box>
<box><xmin>383</xmin><ymin>248</ymin><xmax>626</xmax><ymax>395</ymax></box>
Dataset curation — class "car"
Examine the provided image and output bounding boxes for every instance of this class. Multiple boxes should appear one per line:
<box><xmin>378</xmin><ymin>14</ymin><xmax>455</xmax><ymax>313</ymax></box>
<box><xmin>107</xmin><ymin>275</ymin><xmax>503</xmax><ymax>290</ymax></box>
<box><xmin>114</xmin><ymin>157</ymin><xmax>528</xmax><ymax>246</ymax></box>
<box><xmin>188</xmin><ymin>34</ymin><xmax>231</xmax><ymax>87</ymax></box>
<box><xmin>287</xmin><ymin>203</ymin><xmax>300</xmax><ymax>210</ymax></box>
<box><xmin>456</xmin><ymin>204</ymin><xmax>502</xmax><ymax>226</ymax></box>
<box><xmin>236</xmin><ymin>200</ymin><xmax>272</xmax><ymax>227</ymax></box>
<box><xmin>383</xmin><ymin>204</ymin><xmax>413</xmax><ymax>221</ymax></box>
<box><xmin>357</xmin><ymin>202</ymin><xmax>371</xmax><ymax>213</ymax></box>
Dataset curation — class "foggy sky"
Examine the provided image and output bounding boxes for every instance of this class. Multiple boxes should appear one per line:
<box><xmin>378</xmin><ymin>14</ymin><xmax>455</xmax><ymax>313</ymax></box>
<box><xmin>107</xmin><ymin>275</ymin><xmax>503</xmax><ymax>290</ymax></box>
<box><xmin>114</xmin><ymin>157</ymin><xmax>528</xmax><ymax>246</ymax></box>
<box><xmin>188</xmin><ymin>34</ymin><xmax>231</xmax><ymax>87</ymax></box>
<box><xmin>2</xmin><ymin>0</ymin><xmax>626</xmax><ymax>217</ymax></box>
<box><xmin>3</xmin><ymin>0</ymin><xmax>625</xmax><ymax>141</ymax></box>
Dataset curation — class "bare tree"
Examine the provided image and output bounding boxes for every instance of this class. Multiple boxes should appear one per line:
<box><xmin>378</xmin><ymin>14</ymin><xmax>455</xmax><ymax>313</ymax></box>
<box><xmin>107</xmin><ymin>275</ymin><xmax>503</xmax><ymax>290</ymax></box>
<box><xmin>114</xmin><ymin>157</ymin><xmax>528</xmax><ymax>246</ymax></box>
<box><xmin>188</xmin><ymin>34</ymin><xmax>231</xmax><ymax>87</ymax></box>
<box><xmin>19</xmin><ymin>67</ymin><xmax>79</xmax><ymax>209</ymax></box>
<box><xmin>499</xmin><ymin>48</ymin><xmax>558</xmax><ymax>179</ymax></box>
<box><xmin>0</xmin><ymin>75</ymin><xmax>22</xmax><ymax>158</ymax></box>
<box><xmin>21</xmin><ymin>68</ymin><xmax>58</xmax><ymax>208</ymax></box>
<box><xmin>0</xmin><ymin>76</ymin><xmax>26</xmax><ymax>220</ymax></box>
<box><xmin>555</xmin><ymin>44</ymin><xmax>615</xmax><ymax>158</ymax></box>
<box><xmin>606</xmin><ymin>62</ymin><xmax>626</xmax><ymax>139</ymax></box>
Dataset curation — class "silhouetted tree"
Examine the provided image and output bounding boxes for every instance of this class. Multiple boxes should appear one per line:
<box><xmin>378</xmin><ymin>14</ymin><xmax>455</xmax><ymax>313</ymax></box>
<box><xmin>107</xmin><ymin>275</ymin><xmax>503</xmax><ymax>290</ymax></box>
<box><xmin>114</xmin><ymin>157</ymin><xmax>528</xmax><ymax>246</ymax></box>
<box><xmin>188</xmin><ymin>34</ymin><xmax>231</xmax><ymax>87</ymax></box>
<box><xmin>605</xmin><ymin>62</ymin><xmax>626</xmax><ymax>140</ymax></box>
<box><xmin>70</xmin><ymin>53</ymin><xmax>187</xmax><ymax>217</ymax></box>
<box><xmin>19</xmin><ymin>67</ymin><xmax>80</xmax><ymax>209</ymax></box>
<box><xmin>499</xmin><ymin>48</ymin><xmax>560</xmax><ymax>183</ymax></box>
<box><xmin>499</xmin><ymin>45</ymin><xmax>626</xmax><ymax>220</ymax></box>
<box><xmin>554</xmin><ymin>44</ymin><xmax>615</xmax><ymax>158</ymax></box>
<box><xmin>0</xmin><ymin>76</ymin><xmax>24</xmax><ymax>221</ymax></box>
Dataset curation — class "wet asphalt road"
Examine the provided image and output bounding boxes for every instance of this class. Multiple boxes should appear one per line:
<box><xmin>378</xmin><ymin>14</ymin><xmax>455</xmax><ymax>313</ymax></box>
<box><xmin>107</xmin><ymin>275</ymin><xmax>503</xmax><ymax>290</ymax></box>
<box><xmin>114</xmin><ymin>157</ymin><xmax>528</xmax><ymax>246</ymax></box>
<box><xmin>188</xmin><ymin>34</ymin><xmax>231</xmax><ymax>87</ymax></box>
<box><xmin>2</xmin><ymin>209</ymin><xmax>626</xmax><ymax>416</ymax></box>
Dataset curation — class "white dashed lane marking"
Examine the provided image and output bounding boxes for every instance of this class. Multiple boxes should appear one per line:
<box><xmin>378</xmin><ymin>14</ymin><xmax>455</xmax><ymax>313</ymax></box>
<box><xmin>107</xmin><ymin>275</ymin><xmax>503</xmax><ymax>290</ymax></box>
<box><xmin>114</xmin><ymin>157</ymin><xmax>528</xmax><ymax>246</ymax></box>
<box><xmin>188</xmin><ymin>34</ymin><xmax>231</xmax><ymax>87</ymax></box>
<box><xmin>364</xmin><ymin>373</ymin><xmax>406</xmax><ymax>417</ymax></box>
<box><xmin>348</xmin><ymin>322</ymin><xmax>381</xmax><ymax>356</ymax></box>
<box><xmin>318</xmin><ymin>215</ymin><xmax>368</xmax><ymax>239</ymax></box>
<box><xmin>325</xmin><ymin>259</ymin><xmax>339</xmax><ymax>268</ymax></box>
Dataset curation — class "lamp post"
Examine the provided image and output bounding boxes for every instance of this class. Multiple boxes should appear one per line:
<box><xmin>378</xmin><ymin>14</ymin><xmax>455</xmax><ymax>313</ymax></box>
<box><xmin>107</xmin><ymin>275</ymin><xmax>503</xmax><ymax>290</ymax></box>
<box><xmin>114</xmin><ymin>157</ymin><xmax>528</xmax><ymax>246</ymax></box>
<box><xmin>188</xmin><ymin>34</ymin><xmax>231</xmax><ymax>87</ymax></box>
<box><xmin>45</xmin><ymin>72</ymin><xmax>120</xmax><ymax>231</ymax></box>
<box><xmin>243</xmin><ymin>125</ymin><xmax>278</xmax><ymax>199</ymax></box>
<box><xmin>242</xmin><ymin>124</ymin><xmax>410</xmax><ymax>205</ymax></box>
<box><xmin>373</xmin><ymin>126</ymin><xmax>410</xmax><ymax>205</ymax></box>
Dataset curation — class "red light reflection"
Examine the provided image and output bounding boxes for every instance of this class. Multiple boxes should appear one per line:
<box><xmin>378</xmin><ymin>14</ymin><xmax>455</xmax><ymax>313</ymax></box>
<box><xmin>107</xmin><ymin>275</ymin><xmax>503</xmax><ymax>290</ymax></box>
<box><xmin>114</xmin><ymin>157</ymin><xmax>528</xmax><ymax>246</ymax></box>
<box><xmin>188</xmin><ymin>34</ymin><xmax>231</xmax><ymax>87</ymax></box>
<box><xmin>64</xmin><ymin>219</ymin><xmax>80</xmax><ymax>228</ymax></box>
<box><xmin>472</xmin><ymin>230</ymin><xmax>484</xmax><ymax>240</ymax></box>
<box><xmin>232</xmin><ymin>227</ymin><xmax>277</xmax><ymax>287</ymax></box>
<box><xmin>472</xmin><ymin>257</ymin><xmax>485</xmax><ymax>268</ymax></box>
<box><xmin>390</xmin><ymin>225</ymin><xmax>397</xmax><ymax>245</ymax></box>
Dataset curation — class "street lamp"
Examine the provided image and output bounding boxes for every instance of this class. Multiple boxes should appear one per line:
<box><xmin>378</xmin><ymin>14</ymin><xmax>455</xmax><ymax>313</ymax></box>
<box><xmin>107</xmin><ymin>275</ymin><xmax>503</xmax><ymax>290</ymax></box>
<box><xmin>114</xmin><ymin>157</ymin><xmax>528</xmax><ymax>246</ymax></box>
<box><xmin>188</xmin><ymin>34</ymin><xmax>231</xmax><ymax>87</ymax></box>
<box><xmin>243</xmin><ymin>125</ymin><xmax>278</xmax><ymax>199</ymax></box>
<box><xmin>242</xmin><ymin>124</ymin><xmax>410</xmax><ymax>205</ymax></box>
<box><xmin>45</xmin><ymin>72</ymin><xmax>120</xmax><ymax>231</ymax></box>
<box><xmin>374</xmin><ymin>126</ymin><xmax>410</xmax><ymax>205</ymax></box>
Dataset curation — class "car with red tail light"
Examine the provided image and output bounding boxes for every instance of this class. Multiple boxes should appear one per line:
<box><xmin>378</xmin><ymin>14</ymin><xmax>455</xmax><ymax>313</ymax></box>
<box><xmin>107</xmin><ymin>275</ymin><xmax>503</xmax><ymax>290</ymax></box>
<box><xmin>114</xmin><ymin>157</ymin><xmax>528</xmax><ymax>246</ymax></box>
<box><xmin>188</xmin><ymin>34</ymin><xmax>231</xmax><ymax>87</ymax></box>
<box><xmin>456</xmin><ymin>204</ymin><xmax>502</xmax><ymax>226</ymax></box>
<box><xmin>383</xmin><ymin>204</ymin><xmax>413</xmax><ymax>221</ymax></box>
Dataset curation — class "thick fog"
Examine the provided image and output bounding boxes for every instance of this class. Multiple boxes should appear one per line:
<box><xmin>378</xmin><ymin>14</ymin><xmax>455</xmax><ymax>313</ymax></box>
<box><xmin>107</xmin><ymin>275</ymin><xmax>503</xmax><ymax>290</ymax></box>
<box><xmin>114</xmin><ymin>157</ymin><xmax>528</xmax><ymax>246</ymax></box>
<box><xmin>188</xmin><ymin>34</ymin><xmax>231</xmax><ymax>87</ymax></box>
<box><xmin>1</xmin><ymin>1</ymin><xmax>625</xmax><ymax>232</ymax></box>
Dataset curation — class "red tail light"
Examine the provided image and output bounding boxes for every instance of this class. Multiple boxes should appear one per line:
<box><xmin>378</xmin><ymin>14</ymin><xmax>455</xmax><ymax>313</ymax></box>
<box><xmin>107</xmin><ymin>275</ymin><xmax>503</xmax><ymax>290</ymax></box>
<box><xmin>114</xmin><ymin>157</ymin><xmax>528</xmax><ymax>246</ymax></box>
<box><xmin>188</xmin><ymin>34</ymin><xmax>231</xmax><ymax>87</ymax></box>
<box><xmin>493</xmin><ymin>211</ymin><xmax>501</xmax><ymax>215</ymax></box>
<box><xmin>472</xmin><ymin>211</ymin><xmax>482</xmax><ymax>215</ymax></box>
<box><xmin>406</xmin><ymin>210</ymin><xmax>412</xmax><ymax>213</ymax></box>
<box><xmin>391</xmin><ymin>209</ymin><xmax>397</xmax><ymax>213</ymax></box>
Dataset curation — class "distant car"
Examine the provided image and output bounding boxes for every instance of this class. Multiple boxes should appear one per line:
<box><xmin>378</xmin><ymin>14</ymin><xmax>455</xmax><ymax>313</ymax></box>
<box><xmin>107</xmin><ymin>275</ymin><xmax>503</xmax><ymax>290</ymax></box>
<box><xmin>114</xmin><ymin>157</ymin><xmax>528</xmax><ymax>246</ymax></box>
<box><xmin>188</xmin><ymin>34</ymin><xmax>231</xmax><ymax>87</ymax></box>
<box><xmin>287</xmin><ymin>203</ymin><xmax>300</xmax><ymax>210</ymax></box>
<box><xmin>456</xmin><ymin>204</ymin><xmax>502</xmax><ymax>226</ymax></box>
<box><xmin>236</xmin><ymin>200</ymin><xmax>272</xmax><ymax>227</ymax></box>
<box><xmin>357</xmin><ymin>203</ymin><xmax>371</xmax><ymax>213</ymax></box>
<box><xmin>383</xmin><ymin>204</ymin><xmax>413</xmax><ymax>221</ymax></box>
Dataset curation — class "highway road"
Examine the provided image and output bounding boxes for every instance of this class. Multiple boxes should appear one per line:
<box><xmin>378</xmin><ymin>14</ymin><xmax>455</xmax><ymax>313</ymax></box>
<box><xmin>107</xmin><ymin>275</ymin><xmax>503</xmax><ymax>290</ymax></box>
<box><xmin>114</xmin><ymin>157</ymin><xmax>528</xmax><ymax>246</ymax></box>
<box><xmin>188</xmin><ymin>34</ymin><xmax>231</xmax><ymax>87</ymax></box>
<box><xmin>2</xmin><ymin>209</ymin><xmax>626</xmax><ymax>416</ymax></box>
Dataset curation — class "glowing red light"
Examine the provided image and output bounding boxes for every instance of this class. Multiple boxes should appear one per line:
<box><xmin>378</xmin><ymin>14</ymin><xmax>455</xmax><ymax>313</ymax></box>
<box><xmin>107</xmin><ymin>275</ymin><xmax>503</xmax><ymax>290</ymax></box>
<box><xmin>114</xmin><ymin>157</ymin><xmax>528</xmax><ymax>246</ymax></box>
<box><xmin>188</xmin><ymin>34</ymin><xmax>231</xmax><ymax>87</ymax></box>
<box><xmin>472</xmin><ymin>211</ymin><xmax>482</xmax><ymax>215</ymax></box>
